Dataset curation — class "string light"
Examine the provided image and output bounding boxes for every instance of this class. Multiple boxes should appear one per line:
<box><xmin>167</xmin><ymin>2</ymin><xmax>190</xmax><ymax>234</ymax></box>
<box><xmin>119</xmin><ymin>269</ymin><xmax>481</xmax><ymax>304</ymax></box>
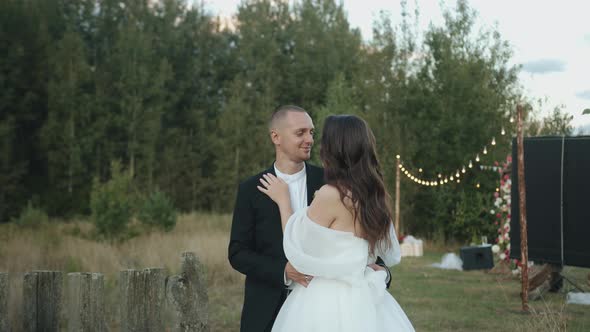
<box><xmin>476</xmin><ymin>183</ymin><xmax>480</xmax><ymax>188</ymax></box>
<box><xmin>395</xmin><ymin>124</ymin><xmax>511</xmax><ymax>187</ymax></box>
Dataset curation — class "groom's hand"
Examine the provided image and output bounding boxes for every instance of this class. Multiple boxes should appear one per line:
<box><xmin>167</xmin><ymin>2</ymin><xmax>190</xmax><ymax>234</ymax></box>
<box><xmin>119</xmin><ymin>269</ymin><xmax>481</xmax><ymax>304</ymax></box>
<box><xmin>368</xmin><ymin>263</ymin><xmax>385</xmax><ymax>272</ymax></box>
<box><xmin>285</xmin><ymin>262</ymin><xmax>313</xmax><ymax>287</ymax></box>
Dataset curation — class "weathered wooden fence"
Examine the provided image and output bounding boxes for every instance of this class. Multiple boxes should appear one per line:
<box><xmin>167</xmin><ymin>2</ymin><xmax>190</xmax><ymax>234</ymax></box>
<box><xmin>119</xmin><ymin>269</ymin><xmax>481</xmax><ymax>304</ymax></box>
<box><xmin>0</xmin><ymin>252</ymin><xmax>208</xmax><ymax>332</ymax></box>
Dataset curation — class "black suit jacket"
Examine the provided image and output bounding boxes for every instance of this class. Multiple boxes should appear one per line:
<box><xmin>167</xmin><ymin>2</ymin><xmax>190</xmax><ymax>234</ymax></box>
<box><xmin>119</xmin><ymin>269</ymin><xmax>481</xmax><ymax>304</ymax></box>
<box><xmin>228</xmin><ymin>162</ymin><xmax>390</xmax><ymax>332</ymax></box>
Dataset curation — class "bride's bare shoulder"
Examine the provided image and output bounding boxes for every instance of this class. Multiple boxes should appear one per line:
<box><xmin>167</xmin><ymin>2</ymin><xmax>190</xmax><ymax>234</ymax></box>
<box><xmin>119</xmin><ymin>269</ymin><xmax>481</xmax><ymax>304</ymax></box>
<box><xmin>307</xmin><ymin>185</ymin><xmax>343</xmax><ymax>227</ymax></box>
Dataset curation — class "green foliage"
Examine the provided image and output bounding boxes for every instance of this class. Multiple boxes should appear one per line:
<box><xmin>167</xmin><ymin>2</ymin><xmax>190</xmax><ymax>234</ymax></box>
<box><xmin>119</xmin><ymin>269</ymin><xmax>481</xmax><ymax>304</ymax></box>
<box><xmin>138</xmin><ymin>190</ymin><xmax>177</xmax><ymax>232</ymax></box>
<box><xmin>90</xmin><ymin>161</ymin><xmax>133</xmax><ymax>239</ymax></box>
<box><xmin>448</xmin><ymin>190</ymin><xmax>495</xmax><ymax>242</ymax></box>
<box><xmin>583</xmin><ymin>108</ymin><xmax>590</xmax><ymax>115</ymax></box>
<box><xmin>12</xmin><ymin>201</ymin><xmax>49</xmax><ymax>227</ymax></box>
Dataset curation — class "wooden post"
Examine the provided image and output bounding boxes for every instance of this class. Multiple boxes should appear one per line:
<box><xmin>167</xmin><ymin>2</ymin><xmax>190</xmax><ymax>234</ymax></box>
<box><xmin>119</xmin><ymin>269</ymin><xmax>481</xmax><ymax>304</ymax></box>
<box><xmin>395</xmin><ymin>155</ymin><xmax>401</xmax><ymax>234</ymax></box>
<box><xmin>0</xmin><ymin>272</ymin><xmax>8</xmax><ymax>332</ymax></box>
<box><xmin>67</xmin><ymin>273</ymin><xmax>106</xmax><ymax>332</ymax></box>
<box><xmin>23</xmin><ymin>271</ymin><xmax>63</xmax><ymax>332</ymax></box>
<box><xmin>119</xmin><ymin>268</ymin><xmax>166</xmax><ymax>332</ymax></box>
<box><xmin>167</xmin><ymin>252</ymin><xmax>209</xmax><ymax>332</ymax></box>
<box><xmin>517</xmin><ymin>104</ymin><xmax>530</xmax><ymax>312</ymax></box>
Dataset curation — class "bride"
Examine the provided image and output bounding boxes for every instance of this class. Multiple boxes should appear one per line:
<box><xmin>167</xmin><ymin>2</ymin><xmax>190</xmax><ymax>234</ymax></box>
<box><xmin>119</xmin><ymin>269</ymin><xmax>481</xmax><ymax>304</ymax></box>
<box><xmin>257</xmin><ymin>114</ymin><xmax>415</xmax><ymax>331</ymax></box>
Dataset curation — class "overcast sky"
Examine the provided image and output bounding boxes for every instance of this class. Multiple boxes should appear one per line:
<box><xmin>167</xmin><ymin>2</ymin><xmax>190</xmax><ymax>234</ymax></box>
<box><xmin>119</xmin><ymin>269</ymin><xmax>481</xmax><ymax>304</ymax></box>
<box><xmin>198</xmin><ymin>0</ymin><xmax>590</xmax><ymax>129</ymax></box>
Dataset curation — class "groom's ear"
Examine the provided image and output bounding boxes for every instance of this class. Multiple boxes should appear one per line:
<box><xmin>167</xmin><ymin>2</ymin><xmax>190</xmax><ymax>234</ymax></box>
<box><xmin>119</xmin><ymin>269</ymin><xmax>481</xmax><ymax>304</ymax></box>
<box><xmin>270</xmin><ymin>129</ymin><xmax>280</xmax><ymax>145</ymax></box>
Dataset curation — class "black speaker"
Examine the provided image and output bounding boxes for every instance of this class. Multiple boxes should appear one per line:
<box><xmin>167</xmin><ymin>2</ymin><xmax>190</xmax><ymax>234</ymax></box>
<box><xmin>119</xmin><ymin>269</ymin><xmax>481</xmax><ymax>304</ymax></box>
<box><xmin>460</xmin><ymin>246</ymin><xmax>494</xmax><ymax>270</ymax></box>
<box><xmin>510</xmin><ymin>136</ymin><xmax>590</xmax><ymax>268</ymax></box>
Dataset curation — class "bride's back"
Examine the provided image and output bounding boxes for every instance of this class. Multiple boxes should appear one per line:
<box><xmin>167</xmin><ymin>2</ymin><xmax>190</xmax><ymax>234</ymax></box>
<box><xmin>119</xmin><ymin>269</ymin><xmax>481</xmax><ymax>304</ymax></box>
<box><xmin>307</xmin><ymin>184</ymin><xmax>366</xmax><ymax>238</ymax></box>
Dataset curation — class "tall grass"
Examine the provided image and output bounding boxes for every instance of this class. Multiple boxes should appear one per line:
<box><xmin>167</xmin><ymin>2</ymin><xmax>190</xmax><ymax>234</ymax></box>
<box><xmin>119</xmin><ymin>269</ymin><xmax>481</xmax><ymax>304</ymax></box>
<box><xmin>0</xmin><ymin>212</ymin><xmax>243</xmax><ymax>330</ymax></box>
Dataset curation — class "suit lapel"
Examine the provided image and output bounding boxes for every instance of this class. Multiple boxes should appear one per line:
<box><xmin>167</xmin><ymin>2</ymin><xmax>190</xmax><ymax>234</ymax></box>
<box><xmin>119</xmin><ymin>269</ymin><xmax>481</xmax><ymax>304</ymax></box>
<box><xmin>305</xmin><ymin>162</ymin><xmax>324</xmax><ymax>206</ymax></box>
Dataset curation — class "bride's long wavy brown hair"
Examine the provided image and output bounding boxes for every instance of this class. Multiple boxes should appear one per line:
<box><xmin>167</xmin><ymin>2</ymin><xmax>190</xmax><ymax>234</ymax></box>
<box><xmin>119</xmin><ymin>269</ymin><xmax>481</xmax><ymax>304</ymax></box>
<box><xmin>320</xmin><ymin>115</ymin><xmax>393</xmax><ymax>255</ymax></box>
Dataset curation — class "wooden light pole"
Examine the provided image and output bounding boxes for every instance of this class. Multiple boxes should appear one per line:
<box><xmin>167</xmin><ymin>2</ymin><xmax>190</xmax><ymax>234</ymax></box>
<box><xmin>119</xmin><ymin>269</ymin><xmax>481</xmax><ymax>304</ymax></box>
<box><xmin>395</xmin><ymin>155</ymin><xmax>401</xmax><ymax>234</ymax></box>
<box><xmin>516</xmin><ymin>104</ymin><xmax>530</xmax><ymax>312</ymax></box>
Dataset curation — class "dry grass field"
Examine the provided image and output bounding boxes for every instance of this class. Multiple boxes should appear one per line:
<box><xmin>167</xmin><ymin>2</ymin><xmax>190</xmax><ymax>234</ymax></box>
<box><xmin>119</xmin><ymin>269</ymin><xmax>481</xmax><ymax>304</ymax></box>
<box><xmin>1</xmin><ymin>213</ymin><xmax>589</xmax><ymax>331</ymax></box>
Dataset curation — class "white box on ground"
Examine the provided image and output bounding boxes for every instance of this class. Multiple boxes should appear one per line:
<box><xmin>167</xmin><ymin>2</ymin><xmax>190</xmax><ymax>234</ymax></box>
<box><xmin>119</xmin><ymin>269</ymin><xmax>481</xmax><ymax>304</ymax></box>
<box><xmin>401</xmin><ymin>236</ymin><xmax>423</xmax><ymax>257</ymax></box>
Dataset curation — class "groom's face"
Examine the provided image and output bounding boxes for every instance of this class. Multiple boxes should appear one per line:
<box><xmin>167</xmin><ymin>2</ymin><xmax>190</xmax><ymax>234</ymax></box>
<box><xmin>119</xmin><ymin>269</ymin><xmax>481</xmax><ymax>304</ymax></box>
<box><xmin>274</xmin><ymin>111</ymin><xmax>314</xmax><ymax>162</ymax></box>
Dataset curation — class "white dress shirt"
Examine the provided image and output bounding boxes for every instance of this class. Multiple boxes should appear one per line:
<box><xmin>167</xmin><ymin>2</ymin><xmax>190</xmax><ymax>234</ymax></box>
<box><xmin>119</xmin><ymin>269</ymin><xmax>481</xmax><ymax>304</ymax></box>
<box><xmin>274</xmin><ymin>163</ymin><xmax>307</xmax><ymax>286</ymax></box>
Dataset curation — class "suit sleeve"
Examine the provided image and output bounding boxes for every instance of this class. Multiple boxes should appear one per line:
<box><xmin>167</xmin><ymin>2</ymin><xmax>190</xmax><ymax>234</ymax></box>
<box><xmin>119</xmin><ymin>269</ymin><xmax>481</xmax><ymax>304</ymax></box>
<box><xmin>375</xmin><ymin>256</ymin><xmax>392</xmax><ymax>289</ymax></box>
<box><xmin>228</xmin><ymin>182</ymin><xmax>288</xmax><ymax>288</ymax></box>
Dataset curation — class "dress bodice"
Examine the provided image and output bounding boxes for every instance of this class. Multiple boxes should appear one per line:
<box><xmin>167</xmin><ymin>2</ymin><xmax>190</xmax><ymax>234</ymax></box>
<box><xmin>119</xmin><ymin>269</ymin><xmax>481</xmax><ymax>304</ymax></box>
<box><xmin>283</xmin><ymin>207</ymin><xmax>401</xmax><ymax>281</ymax></box>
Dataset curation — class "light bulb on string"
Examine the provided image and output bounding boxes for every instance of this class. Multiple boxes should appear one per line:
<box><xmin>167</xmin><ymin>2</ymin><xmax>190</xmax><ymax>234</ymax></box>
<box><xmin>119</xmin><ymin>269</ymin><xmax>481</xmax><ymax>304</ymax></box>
<box><xmin>450</xmin><ymin>176</ymin><xmax>454</xmax><ymax>181</ymax></box>
<box><xmin>398</xmin><ymin>164</ymin><xmax>402</xmax><ymax>168</ymax></box>
<box><xmin>457</xmin><ymin>179</ymin><xmax>460</xmax><ymax>183</ymax></box>
<box><xmin>455</xmin><ymin>171</ymin><xmax>460</xmax><ymax>178</ymax></box>
<box><xmin>419</xmin><ymin>168</ymin><xmax>423</xmax><ymax>173</ymax></box>
<box><xmin>476</xmin><ymin>154</ymin><xmax>480</xmax><ymax>162</ymax></box>
<box><xmin>468</xmin><ymin>160</ymin><xmax>473</xmax><ymax>168</ymax></box>
<box><xmin>476</xmin><ymin>183</ymin><xmax>480</xmax><ymax>188</ymax></box>
<box><xmin>444</xmin><ymin>178</ymin><xmax>448</xmax><ymax>183</ymax></box>
<box><xmin>396</xmin><ymin>154</ymin><xmax>400</xmax><ymax>159</ymax></box>
<box><xmin>501</xmin><ymin>127</ymin><xmax>506</xmax><ymax>135</ymax></box>
<box><xmin>509</xmin><ymin>116</ymin><xmax>514</xmax><ymax>123</ymax></box>
<box><xmin>438</xmin><ymin>174</ymin><xmax>442</xmax><ymax>178</ymax></box>
<box><xmin>462</xmin><ymin>166</ymin><xmax>466</xmax><ymax>173</ymax></box>
<box><xmin>491</xmin><ymin>137</ymin><xmax>496</xmax><ymax>146</ymax></box>
<box><xmin>439</xmin><ymin>180</ymin><xmax>443</xmax><ymax>185</ymax></box>
<box><xmin>483</xmin><ymin>146</ymin><xmax>487</xmax><ymax>155</ymax></box>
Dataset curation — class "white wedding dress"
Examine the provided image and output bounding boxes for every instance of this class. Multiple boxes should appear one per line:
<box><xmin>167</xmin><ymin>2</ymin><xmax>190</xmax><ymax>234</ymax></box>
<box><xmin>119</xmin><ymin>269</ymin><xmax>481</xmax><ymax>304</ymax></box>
<box><xmin>272</xmin><ymin>207</ymin><xmax>415</xmax><ymax>332</ymax></box>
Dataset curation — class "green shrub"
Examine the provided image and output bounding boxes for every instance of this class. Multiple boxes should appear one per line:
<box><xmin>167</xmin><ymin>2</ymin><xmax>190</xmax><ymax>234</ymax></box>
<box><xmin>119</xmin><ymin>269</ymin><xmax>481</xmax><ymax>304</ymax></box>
<box><xmin>90</xmin><ymin>161</ymin><xmax>133</xmax><ymax>239</ymax></box>
<box><xmin>12</xmin><ymin>201</ymin><xmax>49</xmax><ymax>227</ymax></box>
<box><xmin>138</xmin><ymin>190</ymin><xmax>177</xmax><ymax>232</ymax></box>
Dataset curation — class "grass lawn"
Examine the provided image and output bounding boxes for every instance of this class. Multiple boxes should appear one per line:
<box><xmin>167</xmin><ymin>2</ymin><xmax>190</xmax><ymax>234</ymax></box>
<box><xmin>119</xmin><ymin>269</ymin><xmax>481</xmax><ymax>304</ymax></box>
<box><xmin>211</xmin><ymin>250</ymin><xmax>590</xmax><ymax>332</ymax></box>
<box><xmin>390</xmin><ymin>251</ymin><xmax>589</xmax><ymax>332</ymax></box>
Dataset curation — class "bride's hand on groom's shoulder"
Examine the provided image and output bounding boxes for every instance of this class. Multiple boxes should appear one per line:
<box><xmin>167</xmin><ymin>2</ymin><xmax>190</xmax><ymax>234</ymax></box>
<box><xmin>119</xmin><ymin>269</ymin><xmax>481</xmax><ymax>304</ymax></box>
<box><xmin>257</xmin><ymin>173</ymin><xmax>290</xmax><ymax>206</ymax></box>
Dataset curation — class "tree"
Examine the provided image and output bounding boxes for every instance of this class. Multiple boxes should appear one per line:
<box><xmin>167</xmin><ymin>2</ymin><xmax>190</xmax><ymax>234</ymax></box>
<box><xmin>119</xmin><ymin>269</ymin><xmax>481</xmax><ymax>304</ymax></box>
<box><xmin>397</xmin><ymin>0</ymin><xmax>519</xmax><ymax>239</ymax></box>
<box><xmin>111</xmin><ymin>4</ymin><xmax>172</xmax><ymax>188</ymax></box>
<box><xmin>41</xmin><ymin>30</ymin><xmax>94</xmax><ymax>214</ymax></box>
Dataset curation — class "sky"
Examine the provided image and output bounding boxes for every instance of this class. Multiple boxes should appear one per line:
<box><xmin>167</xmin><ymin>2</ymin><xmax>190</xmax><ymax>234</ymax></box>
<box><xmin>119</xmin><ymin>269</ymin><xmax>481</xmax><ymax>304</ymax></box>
<box><xmin>197</xmin><ymin>0</ymin><xmax>590</xmax><ymax>130</ymax></box>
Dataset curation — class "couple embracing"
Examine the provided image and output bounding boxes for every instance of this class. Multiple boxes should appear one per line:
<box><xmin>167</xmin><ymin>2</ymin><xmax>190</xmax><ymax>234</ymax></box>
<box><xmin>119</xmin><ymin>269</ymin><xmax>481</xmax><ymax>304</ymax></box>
<box><xmin>228</xmin><ymin>105</ymin><xmax>414</xmax><ymax>332</ymax></box>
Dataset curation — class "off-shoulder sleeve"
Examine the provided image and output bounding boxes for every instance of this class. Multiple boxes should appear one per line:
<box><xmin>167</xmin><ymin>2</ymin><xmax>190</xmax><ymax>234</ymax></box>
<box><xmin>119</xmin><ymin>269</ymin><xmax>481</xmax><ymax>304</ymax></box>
<box><xmin>371</xmin><ymin>222</ymin><xmax>401</xmax><ymax>267</ymax></box>
<box><xmin>283</xmin><ymin>208</ymin><xmax>369</xmax><ymax>278</ymax></box>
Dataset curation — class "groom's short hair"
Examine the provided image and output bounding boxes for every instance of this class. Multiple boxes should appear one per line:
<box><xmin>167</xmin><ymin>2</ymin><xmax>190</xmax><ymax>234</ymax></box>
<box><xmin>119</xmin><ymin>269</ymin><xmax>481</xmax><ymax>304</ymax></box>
<box><xmin>269</xmin><ymin>105</ymin><xmax>307</xmax><ymax>130</ymax></box>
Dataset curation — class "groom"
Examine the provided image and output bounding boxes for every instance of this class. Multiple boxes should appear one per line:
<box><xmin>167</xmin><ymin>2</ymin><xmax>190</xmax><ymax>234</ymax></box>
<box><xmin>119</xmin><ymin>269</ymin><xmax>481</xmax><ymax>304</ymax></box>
<box><xmin>228</xmin><ymin>105</ymin><xmax>390</xmax><ymax>332</ymax></box>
